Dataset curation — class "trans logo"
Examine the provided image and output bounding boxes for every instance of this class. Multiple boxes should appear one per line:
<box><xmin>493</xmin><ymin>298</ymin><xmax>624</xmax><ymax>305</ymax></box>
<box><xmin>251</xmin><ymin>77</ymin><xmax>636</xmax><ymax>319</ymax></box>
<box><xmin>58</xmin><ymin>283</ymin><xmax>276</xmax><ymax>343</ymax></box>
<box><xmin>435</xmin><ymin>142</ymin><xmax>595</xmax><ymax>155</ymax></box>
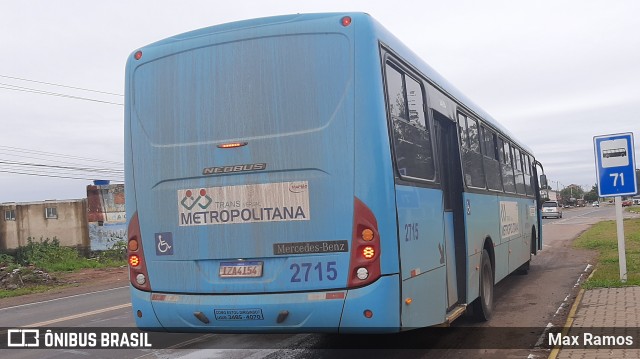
<box><xmin>177</xmin><ymin>182</ymin><xmax>311</xmax><ymax>227</ymax></box>
<box><xmin>180</xmin><ymin>189</ymin><xmax>212</xmax><ymax>211</ymax></box>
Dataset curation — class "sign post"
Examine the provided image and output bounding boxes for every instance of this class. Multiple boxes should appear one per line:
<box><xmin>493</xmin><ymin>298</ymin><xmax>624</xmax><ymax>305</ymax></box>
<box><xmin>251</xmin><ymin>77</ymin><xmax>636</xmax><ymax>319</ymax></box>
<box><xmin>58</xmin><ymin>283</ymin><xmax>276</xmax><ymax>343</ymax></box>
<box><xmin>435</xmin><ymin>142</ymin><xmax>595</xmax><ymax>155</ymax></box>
<box><xmin>593</xmin><ymin>132</ymin><xmax>637</xmax><ymax>282</ymax></box>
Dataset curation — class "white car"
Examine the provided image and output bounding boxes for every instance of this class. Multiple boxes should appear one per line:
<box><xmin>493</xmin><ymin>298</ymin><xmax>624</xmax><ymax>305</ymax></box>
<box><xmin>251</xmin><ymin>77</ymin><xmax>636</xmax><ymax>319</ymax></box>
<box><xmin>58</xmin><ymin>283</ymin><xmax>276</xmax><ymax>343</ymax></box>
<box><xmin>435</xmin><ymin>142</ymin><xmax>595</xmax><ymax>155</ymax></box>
<box><xmin>592</xmin><ymin>201</ymin><xmax>599</xmax><ymax>207</ymax></box>
<box><xmin>542</xmin><ymin>201</ymin><xmax>563</xmax><ymax>219</ymax></box>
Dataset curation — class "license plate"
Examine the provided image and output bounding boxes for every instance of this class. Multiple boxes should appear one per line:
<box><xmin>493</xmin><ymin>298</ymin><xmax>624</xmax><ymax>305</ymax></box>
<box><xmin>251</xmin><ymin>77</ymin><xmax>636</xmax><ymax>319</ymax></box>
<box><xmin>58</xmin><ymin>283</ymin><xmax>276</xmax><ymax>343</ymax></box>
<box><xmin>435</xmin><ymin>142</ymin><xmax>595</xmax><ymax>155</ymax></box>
<box><xmin>219</xmin><ymin>261</ymin><xmax>263</xmax><ymax>278</ymax></box>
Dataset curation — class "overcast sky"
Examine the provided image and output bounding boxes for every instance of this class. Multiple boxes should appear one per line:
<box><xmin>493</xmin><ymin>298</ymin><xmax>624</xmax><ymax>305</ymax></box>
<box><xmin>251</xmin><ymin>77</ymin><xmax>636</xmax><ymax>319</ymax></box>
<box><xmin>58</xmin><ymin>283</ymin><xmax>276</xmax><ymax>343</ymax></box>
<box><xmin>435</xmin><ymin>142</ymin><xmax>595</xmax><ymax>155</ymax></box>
<box><xmin>1</xmin><ymin>0</ymin><xmax>638</xmax><ymax>202</ymax></box>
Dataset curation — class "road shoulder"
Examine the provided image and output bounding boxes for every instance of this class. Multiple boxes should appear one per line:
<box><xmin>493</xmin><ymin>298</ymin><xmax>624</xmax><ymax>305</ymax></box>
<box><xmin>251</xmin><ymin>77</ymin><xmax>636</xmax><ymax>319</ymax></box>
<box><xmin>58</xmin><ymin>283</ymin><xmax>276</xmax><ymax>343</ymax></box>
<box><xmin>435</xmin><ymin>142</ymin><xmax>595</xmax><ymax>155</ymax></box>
<box><xmin>0</xmin><ymin>266</ymin><xmax>128</xmax><ymax>309</ymax></box>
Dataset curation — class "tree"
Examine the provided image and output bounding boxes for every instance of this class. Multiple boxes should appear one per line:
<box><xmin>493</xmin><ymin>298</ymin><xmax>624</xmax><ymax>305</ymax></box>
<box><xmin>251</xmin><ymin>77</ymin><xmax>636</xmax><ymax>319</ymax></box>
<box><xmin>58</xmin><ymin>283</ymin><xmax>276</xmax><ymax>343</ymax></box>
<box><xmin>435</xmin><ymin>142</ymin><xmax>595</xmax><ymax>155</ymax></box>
<box><xmin>560</xmin><ymin>185</ymin><xmax>584</xmax><ymax>204</ymax></box>
<box><xmin>583</xmin><ymin>184</ymin><xmax>599</xmax><ymax>202</ymax></box>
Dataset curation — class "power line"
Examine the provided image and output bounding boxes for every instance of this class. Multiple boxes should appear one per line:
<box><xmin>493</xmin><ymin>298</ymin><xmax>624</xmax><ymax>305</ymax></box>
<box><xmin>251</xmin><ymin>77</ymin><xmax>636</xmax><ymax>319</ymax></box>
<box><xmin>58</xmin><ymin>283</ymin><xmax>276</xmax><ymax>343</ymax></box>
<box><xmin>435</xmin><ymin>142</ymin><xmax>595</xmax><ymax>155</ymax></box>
<box><xmin>0</xmin><ymin>83</ymin><xmax>124</xmax><ymax>106</ymax></box>
<box><xmin>0</xmin><ymin>169</ymin><xmax>123</xmax><ymax>182</ymax></box>
<box><xmin>0</xmin><ymin>145</ymin><xmax>125</xmax><ymax>184</ymax></box>
<box><xmin>0</xmin><ymin>167</ymin><xmax>123</xmax><ymax>182</ymax></box>
<box><xmin>0</xmin><ymin>160</ymin><xmax>123</xmax><ymax>174</ymax></box>
<box><xmin>0</xmin><ymin>74</ymin><xmax>123</xmax><ymax>96</ymax></box>
<box><xmin>0</xmin><ymin>160</ymin><xmax>124</xmax><ymax>180</ymax></box>
<box><xmin>0</xmin><ymin>76</ymin><xmax>127</xmax><ymax>186</ymax></box>
<box><xmin>0</xmin><ymin>160</ymin><xmax>124</xmax><ymax>179</ymax></box>
<box><xmin>0</xmin><ymin>151</ymin><xmax>123</xmax><ymax>171</ymax></box>
<box><xmin>0</xmin><ymin>146</ymin><xmax>123</xmax><ymax>166</ymax></box>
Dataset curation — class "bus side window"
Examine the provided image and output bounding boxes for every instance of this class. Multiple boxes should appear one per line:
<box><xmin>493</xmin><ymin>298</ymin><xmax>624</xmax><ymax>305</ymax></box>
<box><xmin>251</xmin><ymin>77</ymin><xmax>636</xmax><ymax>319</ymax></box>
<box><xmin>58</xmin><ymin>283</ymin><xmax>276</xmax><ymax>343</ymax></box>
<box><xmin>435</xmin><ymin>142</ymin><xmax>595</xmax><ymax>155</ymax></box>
<box><xmin>513</xmin><ymin>147</ymin><xmax>526</xmax><ymax>195</ymax></box>
<box><xmin>459</xmin><ymin>114</ymin><xmax>486</xmax><ymax>189</ymax></box>
<box><xmin>499</xmin><ymin>138</ymin><xmax>516</xmax><ymax>193</ymax></box>
<box><xmin>482</xmin><ymin>126</ymin><xmax>502</xmax><ymax>191</ymax></box>
<box><xmin>385</xmin><ymin>63</ymin><xmax>435</xmax><ymax>181</ymax></box>
<box><xmin>386</xmin><ymin>64</ymin><xmax>407</xmax><ymax>119</ymax></box>
<box><xmin>524</xmin><ymin>154</ymin><xmax>534</xmax><ymax>196</ymax></box>
<box><xmin>406</xmin><ymin>77</ymin><xmax>427</xmax><ymax>129</ymax></box>
<box><xmin>457</xmin><ymin>113</ymin><xmax>468</xmax><ymax>148</ymax></box>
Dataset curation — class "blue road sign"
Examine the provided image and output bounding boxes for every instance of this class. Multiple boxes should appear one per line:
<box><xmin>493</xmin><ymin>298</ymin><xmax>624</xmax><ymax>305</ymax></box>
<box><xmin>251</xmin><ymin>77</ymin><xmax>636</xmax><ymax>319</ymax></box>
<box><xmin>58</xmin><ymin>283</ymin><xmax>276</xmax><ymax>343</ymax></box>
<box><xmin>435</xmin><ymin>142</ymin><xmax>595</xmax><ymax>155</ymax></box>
<box><xmin>593</xmin><ymin>132</ymin><xmax>637</xmax><ymax>197</ymax></box>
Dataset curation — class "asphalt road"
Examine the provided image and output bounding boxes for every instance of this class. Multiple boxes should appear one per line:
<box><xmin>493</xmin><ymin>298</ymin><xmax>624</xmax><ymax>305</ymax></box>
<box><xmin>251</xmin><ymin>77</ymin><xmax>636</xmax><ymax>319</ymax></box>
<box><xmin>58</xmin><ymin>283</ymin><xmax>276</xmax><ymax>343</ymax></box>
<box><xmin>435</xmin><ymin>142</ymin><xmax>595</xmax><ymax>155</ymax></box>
<box><xmin>1</xmin><ymin>205</ymin><xmax>632</xmax><ymax>359</ymax></box>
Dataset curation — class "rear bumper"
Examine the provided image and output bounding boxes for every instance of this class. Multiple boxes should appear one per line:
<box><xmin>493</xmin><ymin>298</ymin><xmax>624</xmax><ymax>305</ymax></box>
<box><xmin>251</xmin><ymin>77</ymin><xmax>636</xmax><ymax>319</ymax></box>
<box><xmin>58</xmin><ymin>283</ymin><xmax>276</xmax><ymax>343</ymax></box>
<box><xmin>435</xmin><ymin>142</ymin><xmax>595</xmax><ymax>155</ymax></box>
<box><xmin>130</xmin><ymin>274</ymin><xmax>400</xmax><ymax>333</ymax></box>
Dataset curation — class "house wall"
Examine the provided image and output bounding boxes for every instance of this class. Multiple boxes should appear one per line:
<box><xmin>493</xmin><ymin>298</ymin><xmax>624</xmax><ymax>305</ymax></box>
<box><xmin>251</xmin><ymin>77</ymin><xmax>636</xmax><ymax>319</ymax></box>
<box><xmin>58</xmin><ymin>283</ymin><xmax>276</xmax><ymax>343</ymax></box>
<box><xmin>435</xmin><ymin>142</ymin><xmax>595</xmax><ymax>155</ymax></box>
<box><xmin>0</xmin><ymin>205</ymin><xmax>18</xmax><ymax>251</ymax></box>
<box><xmin>541</xmin><ymin>190</ymin><xmax>559</xmax><ymax>201</ymax></box>
<box><xmin>0</xmin><ymin>200</ymin><xmax>89</xmax><ymax>252</ymax></box>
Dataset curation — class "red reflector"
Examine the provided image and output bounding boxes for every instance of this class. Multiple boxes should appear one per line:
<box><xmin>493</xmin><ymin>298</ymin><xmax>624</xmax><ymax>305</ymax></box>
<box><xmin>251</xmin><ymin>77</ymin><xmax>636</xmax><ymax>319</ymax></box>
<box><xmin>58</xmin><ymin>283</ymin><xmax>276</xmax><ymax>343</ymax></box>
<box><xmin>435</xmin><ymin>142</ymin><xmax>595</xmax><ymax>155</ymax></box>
<box><xmin>129</xmin><ymin>255</ymin><xmax>140</xmax><ymax>267</ymax></box>
<box><xmin>134</xmin><ymin>51</ymin><xmax>142</xmax><ymax>60</ymax></box>
<box><xmin>150</xmin><ymin>293</ymin><xmax>179</xmax><ymax>302</ymax></box>
<box><xmin>341</xmin><ymin>16</ymin><xmax>352</xmax><ymax>27</ymax></box>
<box><xmin>151</xmin><ymin>294</ymin><xmax>166</xmax><ymax>301</ymax></box>
<box><xmin>364</xmin><ymin>310</ymin><xmax>373</xmax><ymax>318</ymax></box>
<box><xmin>326</xmin><ymin>292</ymin><xmax>346</xmax><ymax>300</ymax></box>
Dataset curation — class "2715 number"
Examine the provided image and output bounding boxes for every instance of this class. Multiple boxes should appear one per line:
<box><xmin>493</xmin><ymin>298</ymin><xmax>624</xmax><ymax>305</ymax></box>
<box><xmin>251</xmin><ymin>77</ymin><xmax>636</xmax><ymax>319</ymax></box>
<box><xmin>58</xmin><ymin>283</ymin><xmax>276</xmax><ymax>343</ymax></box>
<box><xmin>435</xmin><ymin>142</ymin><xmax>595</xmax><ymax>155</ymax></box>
<box><xmin>290</xmin><ymin>261</ymin><xmax>337</xmax><ymax>282</ymax></box>
<box><xmin>405</xmin><ymin>222</ymin><xmax>419</xmax><ymax>241</ymax></box>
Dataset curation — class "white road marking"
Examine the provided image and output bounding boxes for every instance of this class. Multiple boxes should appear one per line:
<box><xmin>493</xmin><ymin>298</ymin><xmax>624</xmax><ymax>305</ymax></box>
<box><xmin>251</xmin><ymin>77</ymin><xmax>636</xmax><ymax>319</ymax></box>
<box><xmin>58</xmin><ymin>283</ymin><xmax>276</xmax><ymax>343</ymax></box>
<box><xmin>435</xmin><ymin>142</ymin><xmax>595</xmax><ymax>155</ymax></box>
<box><xmin>0</xmin><ymin>286</ymin><xmax>129</xmax><ymax>311</ymax></box>
<box><xmin>534</xmin><ymin>322</ymin><xmax>554</xmax><ymax>349</ymax></box>
<box><xmin>22</xmin><ymin>303</ymin><xmax>131</xmax><ymax>327</ymax></box>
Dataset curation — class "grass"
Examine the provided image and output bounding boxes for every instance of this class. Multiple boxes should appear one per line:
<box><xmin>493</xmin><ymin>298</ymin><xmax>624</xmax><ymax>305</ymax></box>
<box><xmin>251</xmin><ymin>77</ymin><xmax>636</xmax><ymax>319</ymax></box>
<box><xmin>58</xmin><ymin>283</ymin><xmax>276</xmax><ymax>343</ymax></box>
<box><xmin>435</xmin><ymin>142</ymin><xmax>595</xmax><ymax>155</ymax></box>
<box><xmin>0</xmin><ymin>238</ymin><xmax>126</xmax><ymax>298</ymax></box>
<box><xmin>0</xmin><ymin>285</ymin><xmax>61</xmax><ymax>299</ymax></box>
<box><xmin>574</xmin><ymin>218</ymin><xmax>640</xmax><ymax>289</ymax></box>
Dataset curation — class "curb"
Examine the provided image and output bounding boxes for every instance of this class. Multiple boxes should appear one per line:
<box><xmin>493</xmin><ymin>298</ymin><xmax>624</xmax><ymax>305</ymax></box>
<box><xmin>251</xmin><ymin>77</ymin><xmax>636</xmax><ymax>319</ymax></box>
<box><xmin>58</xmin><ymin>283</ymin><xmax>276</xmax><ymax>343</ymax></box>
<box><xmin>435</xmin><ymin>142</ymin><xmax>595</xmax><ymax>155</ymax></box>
<box><xmin>547</xmin><ymin>268</ymin><xmax>596</xmax><ymax>359</ymax></box>
<box><xmin>547</xmin><ymin>288</ymin><xmax>585</xmax><ymax>359</ymax></box>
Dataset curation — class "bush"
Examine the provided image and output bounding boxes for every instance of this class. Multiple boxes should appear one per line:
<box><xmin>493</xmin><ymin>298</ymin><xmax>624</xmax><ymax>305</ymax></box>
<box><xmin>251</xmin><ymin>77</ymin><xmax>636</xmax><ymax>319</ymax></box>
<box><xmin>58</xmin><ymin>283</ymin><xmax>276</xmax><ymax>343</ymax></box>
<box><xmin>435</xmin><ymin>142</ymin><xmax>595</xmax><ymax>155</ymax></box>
<box><xmin>15</xmin><ymin>237</ymin><xmax>78</xmax><ymax>269</ymax></box>
<box><xmin>94</xmin><ymin>240</ymin><xmax>127</xmax><ymax>265</ymax></box>
<box><xmin>0</xmin><ymin>253</ymin><xmax>16</xmax><ymax>267</ymax></box>
<box><xmin>9</xmin><ymin>237</ymin><xmax>126</xmax><ymax>274</ymax></box>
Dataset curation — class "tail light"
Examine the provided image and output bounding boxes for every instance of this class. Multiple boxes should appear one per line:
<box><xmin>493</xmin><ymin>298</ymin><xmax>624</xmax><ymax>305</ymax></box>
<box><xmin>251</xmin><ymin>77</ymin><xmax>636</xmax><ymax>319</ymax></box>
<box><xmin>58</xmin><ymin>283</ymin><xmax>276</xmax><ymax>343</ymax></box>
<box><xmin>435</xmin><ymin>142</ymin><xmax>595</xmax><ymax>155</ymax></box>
<box><xmin>347</xmin><ymin>197</ymin><xmax>381</xmax><ymax>287</ymax></box>
<box><xmin>127</xmin><ymin>212</ymin><xmax>151</xmax><ymax>291</ymax></box>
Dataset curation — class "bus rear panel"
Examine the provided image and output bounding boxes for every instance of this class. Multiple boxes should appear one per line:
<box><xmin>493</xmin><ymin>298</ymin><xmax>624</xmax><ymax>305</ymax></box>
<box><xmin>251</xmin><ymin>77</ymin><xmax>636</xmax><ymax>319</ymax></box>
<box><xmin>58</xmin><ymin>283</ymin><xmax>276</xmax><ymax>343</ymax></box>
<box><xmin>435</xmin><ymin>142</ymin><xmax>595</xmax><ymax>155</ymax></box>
<box><xmin>125</xmin><ymin>13</ymin><xmax>401</xmax><ymax>333</ymax></box>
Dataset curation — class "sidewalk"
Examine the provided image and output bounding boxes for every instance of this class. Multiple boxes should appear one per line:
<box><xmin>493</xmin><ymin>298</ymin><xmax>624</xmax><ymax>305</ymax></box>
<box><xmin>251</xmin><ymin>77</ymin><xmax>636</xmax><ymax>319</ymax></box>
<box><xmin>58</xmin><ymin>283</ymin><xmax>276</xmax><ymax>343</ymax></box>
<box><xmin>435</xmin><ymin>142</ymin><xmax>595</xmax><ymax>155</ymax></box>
<box><xmin>553</xmin><ymin>286</ymin><xmax>640</xmax><ymax>359</ymax></box>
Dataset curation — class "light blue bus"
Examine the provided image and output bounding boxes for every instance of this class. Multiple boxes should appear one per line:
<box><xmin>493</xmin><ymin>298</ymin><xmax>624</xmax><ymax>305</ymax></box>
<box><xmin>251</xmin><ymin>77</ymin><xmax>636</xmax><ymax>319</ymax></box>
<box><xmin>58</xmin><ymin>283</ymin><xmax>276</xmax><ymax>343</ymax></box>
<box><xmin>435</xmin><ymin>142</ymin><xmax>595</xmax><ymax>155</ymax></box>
<box><xmin>125</xmin><ymin>13</ymin><xmax>544</xmax><ymax>333</ymax></box>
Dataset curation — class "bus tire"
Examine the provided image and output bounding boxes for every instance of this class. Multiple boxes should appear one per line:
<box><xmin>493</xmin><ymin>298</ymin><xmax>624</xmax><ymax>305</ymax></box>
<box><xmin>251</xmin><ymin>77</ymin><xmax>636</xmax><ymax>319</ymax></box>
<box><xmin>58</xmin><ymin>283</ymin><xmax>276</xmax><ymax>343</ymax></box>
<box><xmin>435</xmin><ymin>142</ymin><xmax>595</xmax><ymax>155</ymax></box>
<box><xmin>472</xmin><ymin>249</ymin><xmax>494</xmax><ymax>321</ymax></box>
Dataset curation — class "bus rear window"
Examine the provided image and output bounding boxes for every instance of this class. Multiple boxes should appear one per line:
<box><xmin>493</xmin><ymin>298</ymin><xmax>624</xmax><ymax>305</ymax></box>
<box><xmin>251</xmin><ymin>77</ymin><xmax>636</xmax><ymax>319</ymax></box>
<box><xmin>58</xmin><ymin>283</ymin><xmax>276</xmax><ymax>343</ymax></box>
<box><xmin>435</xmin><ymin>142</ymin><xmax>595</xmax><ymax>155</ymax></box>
<box><xmin>133</xmin><ymin>34</ymin><xmax>351</xmax><ymax>145</ymax></box>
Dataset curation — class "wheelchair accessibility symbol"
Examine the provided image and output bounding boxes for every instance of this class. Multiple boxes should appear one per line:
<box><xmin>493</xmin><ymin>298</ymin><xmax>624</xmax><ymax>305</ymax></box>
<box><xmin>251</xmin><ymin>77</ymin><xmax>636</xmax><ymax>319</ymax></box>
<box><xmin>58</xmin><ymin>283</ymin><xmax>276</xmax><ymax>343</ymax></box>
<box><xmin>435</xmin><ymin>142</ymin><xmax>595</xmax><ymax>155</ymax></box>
<box><xmin>155</xmin><ymin>232</ymin><xmax>174</xmax><ymax>256</ymax></box>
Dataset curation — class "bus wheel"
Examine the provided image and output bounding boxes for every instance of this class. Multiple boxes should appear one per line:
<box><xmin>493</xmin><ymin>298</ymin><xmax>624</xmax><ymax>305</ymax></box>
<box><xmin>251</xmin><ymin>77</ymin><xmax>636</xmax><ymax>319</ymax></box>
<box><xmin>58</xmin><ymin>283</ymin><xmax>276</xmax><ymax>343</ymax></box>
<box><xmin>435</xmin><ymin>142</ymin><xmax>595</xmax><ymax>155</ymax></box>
<box><xmin>472</xmin><ymin>249</ymin><xmax>494</xmax><ymax>321</ymax></box>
